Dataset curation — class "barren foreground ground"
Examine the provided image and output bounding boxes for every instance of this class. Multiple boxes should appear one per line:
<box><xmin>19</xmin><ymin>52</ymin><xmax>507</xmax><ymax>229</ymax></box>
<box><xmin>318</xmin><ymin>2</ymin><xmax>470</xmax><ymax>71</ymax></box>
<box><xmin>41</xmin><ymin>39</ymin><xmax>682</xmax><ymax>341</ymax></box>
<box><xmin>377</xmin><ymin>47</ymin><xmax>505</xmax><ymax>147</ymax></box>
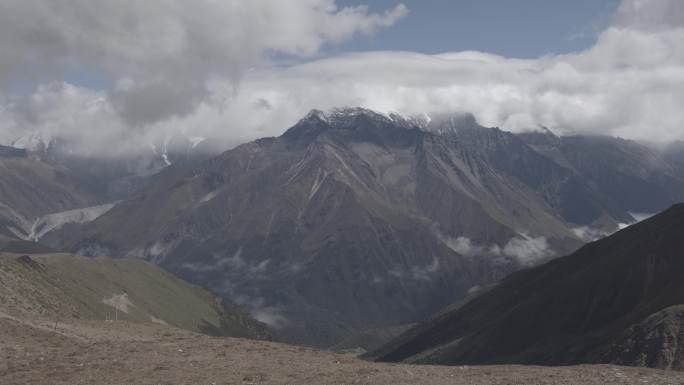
<box><xmin>2</xmin><ymin>316</ymin><xmax>684</xmax><ymax>385</ymax></box>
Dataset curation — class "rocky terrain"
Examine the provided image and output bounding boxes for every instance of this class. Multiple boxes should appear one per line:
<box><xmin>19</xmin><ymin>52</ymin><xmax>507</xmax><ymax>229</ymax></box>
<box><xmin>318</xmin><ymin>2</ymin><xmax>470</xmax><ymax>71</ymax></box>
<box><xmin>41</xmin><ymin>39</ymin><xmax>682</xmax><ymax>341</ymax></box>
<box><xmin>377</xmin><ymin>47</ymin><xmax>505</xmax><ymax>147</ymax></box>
<box><xmin>2</xmin><ymin>316</ymin><xmax>684</xmax><ymax>385</ymax></box>
<box><xmin>602</xmin><ymin>304</ymin><xmax>684</xmax><ymax>370</ymax></box>
<box><xmin>370</xmin><ymin>204</ymin><xmax>684</xmax><ymax>370</ymax></box>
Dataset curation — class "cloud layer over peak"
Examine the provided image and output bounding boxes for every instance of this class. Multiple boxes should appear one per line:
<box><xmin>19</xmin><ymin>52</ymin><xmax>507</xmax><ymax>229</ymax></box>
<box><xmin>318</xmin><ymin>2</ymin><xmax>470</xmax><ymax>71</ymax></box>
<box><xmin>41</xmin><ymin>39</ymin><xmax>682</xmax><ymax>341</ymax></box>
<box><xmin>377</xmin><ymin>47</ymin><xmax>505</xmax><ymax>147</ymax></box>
<box><xmin>0</xmin><ymin>0</ymin><xmax>407</xmax><ymax>127</ymax></box>
<box><xmin>0</xmin><ymin>0</ymin><xmax>682</xmax><ymax>157</ymax></box>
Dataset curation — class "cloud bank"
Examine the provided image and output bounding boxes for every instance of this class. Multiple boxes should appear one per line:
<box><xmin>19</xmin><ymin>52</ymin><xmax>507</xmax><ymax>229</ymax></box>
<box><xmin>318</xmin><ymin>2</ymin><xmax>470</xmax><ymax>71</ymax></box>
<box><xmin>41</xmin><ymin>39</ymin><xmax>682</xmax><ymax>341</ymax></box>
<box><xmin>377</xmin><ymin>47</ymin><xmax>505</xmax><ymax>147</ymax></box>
<box><xmin>0</xmin><ymin>0</ymin><xmax>682</xmax><ymax>157</ymax></box>
<box><xmin>440</xmin><ymin>234</ymin><xmax>555</xmax><ymax>267</ymax></box>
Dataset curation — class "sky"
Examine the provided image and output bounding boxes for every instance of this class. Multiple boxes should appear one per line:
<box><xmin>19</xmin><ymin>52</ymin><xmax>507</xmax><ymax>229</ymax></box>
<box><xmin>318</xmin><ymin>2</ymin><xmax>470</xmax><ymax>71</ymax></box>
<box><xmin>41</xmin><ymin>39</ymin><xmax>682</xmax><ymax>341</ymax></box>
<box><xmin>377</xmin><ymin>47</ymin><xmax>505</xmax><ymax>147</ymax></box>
<box><xmin>333</xmin><ymin>0</ymin><xmax>621</xmax><ymax>57</ymax></box>
<box><xmin>0</xmin><ymin>0</ymin><xmax>682</xmax><ymax>157</ymax></box>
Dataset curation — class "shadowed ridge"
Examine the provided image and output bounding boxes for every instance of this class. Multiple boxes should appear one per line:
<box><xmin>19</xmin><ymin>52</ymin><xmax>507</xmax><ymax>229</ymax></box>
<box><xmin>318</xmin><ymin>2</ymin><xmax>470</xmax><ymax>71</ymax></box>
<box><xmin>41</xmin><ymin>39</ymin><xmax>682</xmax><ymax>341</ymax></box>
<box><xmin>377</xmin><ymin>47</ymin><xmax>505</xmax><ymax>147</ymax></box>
<box><xmin>370</xmin><ymin>203</ymin><xmax>684</xmax><ymax>369</ymax></box>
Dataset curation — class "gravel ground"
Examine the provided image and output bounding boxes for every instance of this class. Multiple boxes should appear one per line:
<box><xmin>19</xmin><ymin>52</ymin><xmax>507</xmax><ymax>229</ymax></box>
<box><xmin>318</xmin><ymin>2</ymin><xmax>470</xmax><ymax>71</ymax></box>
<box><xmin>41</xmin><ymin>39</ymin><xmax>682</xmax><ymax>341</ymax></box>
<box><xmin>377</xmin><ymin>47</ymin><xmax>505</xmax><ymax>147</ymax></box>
<box><xmin>2</xmin><ymin>317</ymin><xmax>684</xmax><ymax>385</ymax></box>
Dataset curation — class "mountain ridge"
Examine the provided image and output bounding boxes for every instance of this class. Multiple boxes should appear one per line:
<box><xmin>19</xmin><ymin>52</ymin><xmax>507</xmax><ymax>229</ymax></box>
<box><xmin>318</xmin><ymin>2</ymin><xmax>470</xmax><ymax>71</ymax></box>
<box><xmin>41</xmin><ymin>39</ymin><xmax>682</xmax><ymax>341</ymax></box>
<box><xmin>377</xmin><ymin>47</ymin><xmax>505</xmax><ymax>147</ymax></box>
<box><xmin>369</xmin><ymin>203</ymin><xmax>684</xmax><ymax>369</ymax></box>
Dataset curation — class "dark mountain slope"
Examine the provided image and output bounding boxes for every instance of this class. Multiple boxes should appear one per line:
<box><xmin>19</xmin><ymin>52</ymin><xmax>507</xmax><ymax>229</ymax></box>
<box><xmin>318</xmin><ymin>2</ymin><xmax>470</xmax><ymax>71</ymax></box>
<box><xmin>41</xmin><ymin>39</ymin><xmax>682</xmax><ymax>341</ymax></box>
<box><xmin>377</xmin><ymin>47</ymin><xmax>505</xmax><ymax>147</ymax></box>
<box><xmin>370</xmin><ymin>203</ymin><xmax>684</xmax><ymax>369</ymax></box>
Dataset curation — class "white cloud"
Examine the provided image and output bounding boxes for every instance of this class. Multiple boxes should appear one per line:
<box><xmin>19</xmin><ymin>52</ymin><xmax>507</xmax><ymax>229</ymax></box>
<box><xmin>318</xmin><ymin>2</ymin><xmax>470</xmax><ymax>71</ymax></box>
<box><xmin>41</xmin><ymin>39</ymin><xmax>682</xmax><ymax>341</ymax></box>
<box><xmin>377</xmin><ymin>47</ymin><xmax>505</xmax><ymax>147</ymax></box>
<box><xmin>410</xmin><ymin>257</ymin><xmax>440</xmax><ymax>281</ymax></box>
<box><xmin>572</xmin><ymin>211</ymin><xmax>655</xmax><ymax>242</ymax></box>
<box><xmin>0</xmin><ymin>0</ymin><xmax>407</xmax><ymax>149</ymax></box>
<box><xmin>499</xmin><ymin>235</ymin><xmax>555</xmax><ymax>266</ymax></box>
<box><xmin>1</xmin><ymin>0</ymin><xmax>683</xmax><ymax>157</ymax></box>
<box><xmin>181</xmin><ymin>247</ymin><xmax>273</xmax><ymax>279</ymax></box>
<box><xmin>439</xmin><ymin>232</ymin><xmax>555</xmax><ymax>267</ymax></box>
<box><xmin>440</xmin><ymin>236</ymin><xmax>484</xmax><ymax>258</ymax></box>
<box><xmin>572</xmin><ymin>226</ymin><xmax>610</xmax><ymax>242</ymax></box>
<box><xmin>0</xmin><ymin>0</ymin><xmax>407</xmax><ymax>88</ymax></box>
<box><xmin>251</xmin><ymin>306</ymin><xmax>288</xmax><ymax>329</ymax></box>
<box><xmin>388</xmin><ymin>257</ymin><xmax>440</xmax><ymax>281</ymax></box>
<box><xmin>614</xmin><ymin>0</ymin><xmax>684</xmax><ymax>30</ymax></box>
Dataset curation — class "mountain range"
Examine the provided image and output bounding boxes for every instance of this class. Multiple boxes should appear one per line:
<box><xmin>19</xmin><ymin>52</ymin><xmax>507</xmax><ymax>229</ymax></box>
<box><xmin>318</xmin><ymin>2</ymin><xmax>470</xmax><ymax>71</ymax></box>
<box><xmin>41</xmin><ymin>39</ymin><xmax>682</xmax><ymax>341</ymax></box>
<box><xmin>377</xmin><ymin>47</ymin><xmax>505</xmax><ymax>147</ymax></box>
<box><xmin>0</xmin><ymin>129</ymin><xmax>224</xmax><ymax>244</ymax></box>
<box><xmin>13</xmin><ymin>107</ymin><xmax>681</xmax><ymax>347</ymax></box>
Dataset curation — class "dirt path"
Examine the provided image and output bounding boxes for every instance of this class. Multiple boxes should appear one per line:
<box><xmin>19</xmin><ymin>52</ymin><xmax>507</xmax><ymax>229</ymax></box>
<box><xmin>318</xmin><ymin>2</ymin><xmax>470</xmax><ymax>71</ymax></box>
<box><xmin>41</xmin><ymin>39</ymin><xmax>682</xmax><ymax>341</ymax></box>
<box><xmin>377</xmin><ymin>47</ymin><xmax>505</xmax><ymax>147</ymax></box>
<box><xmin>2</xmin><ymin>317</ymin><xmax>683</xmax><ymax>385</ymax></box>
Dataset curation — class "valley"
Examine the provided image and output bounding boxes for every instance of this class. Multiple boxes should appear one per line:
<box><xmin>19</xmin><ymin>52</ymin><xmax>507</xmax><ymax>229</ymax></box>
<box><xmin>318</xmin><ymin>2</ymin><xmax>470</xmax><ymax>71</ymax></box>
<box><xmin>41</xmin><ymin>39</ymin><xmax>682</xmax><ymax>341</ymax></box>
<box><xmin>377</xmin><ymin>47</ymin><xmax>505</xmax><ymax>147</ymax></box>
<box><xmin>3</xmin><ymin>109</ymin><xmax>684</xmax><ymax>350</ymax></box>
<box><xmin>3</xmin><ymin>0</ymin><xmax>684</xmax><ymax>383</ymax></box>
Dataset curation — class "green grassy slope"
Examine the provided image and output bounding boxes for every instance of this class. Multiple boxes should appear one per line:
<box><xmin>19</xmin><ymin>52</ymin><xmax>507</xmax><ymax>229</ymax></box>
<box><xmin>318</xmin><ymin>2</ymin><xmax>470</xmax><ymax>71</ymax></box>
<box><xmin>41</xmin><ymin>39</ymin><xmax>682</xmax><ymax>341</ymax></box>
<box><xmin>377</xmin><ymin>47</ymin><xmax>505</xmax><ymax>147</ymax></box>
<box><xmin>0</xmin><ymin>253</ymin><xmax>271</xmax><ymax>340</ymax></box>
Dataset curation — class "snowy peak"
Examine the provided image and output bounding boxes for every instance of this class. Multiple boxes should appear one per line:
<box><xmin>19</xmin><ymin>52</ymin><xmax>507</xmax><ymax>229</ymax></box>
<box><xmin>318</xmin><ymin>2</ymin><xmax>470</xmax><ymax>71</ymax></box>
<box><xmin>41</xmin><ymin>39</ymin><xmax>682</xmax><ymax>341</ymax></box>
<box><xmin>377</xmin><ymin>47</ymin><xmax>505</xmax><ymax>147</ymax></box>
<box><xmin>300</xmin><ymin>107</ymin><xmax>399</xmax><ymax>127</ymax></box>
<box><xmin>286</xmin><ymin>107</ymin><xmax>433</xmax><ymax>143</ymax></box>
<box><xmin>0</xmin><ymin>145</ymin><xmax>27</xmax><ymax>158</ymax></box>
<box><xmin>293</xmin><ymin>108</ymin><xmax>488</xmax><ymax>139</ymax></box>
<box><xmin>421</xmin><ymin>112</ymin><xmax>482</xmax><ymax>135</ymax></box>
<box><xmin>11</xmin><ymin>132</ymin><xmax>54</xmax><ymax>153</ymax></box>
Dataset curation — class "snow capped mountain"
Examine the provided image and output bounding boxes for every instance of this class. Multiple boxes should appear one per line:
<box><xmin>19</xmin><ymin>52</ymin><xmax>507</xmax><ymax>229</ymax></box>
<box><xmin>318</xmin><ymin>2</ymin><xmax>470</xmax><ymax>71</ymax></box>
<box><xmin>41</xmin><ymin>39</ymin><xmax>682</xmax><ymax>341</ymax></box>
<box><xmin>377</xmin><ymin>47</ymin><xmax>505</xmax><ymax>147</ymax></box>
<box><xmin>11</xmin><ymin>131</ymin><xmax>55</xmax><ymax>153</ymax></box>
<box><xmin>3</xmin><ymin>107</ymin><xmax>684</xmax><ymax>348</ymax></box>
<box><xmin>46</xmin><ymin>108</ymin><xmax>684</xmax><ymax>347</ymax></box>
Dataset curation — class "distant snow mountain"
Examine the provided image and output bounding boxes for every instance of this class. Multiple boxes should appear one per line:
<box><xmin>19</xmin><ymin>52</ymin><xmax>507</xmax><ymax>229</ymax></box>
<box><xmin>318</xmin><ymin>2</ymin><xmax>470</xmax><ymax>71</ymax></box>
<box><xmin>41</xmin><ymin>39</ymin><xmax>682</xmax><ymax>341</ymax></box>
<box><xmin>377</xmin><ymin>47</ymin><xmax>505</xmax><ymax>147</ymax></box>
<box><xmin>10</xmin><ymin>132</ymin><xmax>55</xmax><ymax>153</ymax></box>
<box><xmin>44</xmin><ymin>107</ymin><xmax>684</xmax><ymax>347</ymax></box>
<box><xmin>0</xmin><ymin>131</ymin><xmax>227</xmax><ymax>243</ymax></box>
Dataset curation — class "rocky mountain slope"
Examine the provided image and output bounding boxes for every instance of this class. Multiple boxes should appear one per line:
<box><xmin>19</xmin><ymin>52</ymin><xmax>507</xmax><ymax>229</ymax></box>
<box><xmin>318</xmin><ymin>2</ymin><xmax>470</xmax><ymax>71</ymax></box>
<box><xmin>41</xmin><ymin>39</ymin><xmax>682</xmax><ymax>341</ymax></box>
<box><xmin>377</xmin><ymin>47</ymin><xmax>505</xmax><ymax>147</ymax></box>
<box><xmin>520</xmin><ymin>130</ymin><xmax>684</xmax><ymax>226</ymax></box>
<box><xmin>0</xmin><ymin>132</ymin><xmax>224</xmax><ymax>242</ymax></box>
<box><xmin>370</xmin><ymin>204</ymin><xmax>684</xmax><ymax>370</ymax></box>
<box><xmin>0</xmin><ymin>145</ymin><xmax>102</xmax><ymax>239</ymax></box>
<box><xmin>44</xmin><ymin>108</ymin><xmax>684</xmax><ymax>347</ymax></box>
<box><xmin>7</xmin><ymin>131</ymin><xmax>227</xmax><ymax>200</ymax></box>
<box><xmin>0</xmin><ymin>252</ymin><xmax>271</xmax><ymax>339</ymax></box>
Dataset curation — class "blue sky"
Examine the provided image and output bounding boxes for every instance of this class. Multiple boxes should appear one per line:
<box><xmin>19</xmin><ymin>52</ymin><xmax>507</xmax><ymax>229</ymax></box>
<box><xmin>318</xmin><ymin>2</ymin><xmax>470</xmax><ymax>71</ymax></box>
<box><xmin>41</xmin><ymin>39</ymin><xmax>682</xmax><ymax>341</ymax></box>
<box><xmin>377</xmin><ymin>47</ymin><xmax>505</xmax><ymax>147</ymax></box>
<box><xmin>12</xmin><ymin>0</ymin><xmax>623</xmax><ymax>93</ymax></box>
<box><xmin>334</xmin><ymin>0</ymin><xmax>621</xmax><ymax>57</ymax></box>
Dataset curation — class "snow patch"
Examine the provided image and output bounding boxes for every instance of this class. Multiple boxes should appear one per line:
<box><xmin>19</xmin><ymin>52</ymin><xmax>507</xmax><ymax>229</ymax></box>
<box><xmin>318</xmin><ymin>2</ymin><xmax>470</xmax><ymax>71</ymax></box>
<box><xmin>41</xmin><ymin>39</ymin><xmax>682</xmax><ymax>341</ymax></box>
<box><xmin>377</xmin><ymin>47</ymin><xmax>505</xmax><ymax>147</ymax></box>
<box><xmin>161</xmin><ymin>153</ymin><xmax>171</xmax><ymax>166</ymax></box>
<box><xmin>199</xmin><ymin>190</ymin><xmax>219</xmax><ymax>203</ymax></box>
<box><xmin>308</xmin><ymin>169</ymin><xmax>328</xmax><ymax>201</ymax></box>
<box><xmin>10</xmin><ymin>132</ymin><xmax>53</xmax><ymax>152</ymax></box>
<box><xmin>27</xmin><ymin>203</ymin><xmax>116</xmax><ymax>241</ymax></box>
<box><xmin>189</xmin><ymin>136</ymin><xmax>206</xmax><ymax>148</ymax></box>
